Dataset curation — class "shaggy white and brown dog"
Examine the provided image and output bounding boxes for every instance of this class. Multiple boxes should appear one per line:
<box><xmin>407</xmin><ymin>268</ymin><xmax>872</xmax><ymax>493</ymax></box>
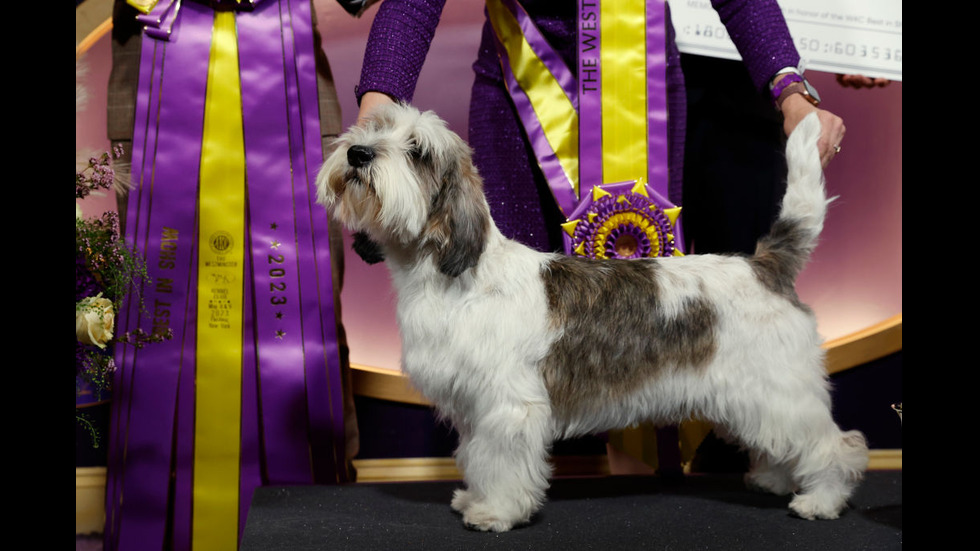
<box><xmin>316</xmin><ymin>103</ymin><xmax>868</xmax><ymax>532</ymax></box>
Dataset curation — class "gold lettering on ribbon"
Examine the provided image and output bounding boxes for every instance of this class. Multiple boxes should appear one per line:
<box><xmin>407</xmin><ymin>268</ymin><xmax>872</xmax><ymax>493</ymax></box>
<box><xmin>152</xmin><ymin>227</ymin><xmax>178</xmax><ymax>337</ymax></box>
<box><xmin>158</xmin><ymin>226</ymin><xmax>179</xmax><ymax>269</ymax></box>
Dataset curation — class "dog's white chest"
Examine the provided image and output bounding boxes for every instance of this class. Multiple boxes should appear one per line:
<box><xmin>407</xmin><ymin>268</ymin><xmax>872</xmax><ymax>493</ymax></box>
<box><xmin>392</xmin><ymin>256</ymin><xmax>554</xmax><ymax>406</ymax></box>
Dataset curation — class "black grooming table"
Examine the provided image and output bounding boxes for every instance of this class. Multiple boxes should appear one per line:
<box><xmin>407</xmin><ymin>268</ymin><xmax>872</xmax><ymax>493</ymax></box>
<box><xmin>240</xmin><ymin>470</ymin><xmax>901</xmax><ymax>550</ymax></box>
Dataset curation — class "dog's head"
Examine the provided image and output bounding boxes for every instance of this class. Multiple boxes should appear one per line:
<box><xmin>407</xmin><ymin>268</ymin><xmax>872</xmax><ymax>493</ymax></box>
<box><xmin>316</xmin><ymin>103</ymin><xmax>490</xmax><ymax>277</ymax></box>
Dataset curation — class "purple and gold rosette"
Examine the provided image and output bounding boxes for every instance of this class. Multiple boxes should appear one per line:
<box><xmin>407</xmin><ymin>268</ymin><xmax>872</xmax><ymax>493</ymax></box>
<box><xmin>562</xmin><ymin>179</ymin><xmax>683</xmax><ymax>259</ymax></box>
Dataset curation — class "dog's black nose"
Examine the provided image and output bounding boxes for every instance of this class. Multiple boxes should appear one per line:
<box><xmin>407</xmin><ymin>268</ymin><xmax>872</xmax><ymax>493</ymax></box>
<box><xmin>347</xmin><ymin>145</ymin><xmax>375</xmax><ymax>168</ymax></box>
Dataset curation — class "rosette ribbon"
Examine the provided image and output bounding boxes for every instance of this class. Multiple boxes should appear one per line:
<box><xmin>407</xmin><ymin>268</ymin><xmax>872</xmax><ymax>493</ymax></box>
<box><xmin>486</xmin><ymin>0</ymin><xmax>684</xmax><ymax>259</ymax></box>
<box><xmin>561</xmin><ymin>179</ymin><xmax>682</xmax><ymax>259</ymax></box>
<box><xmin>107</xmin><ymin>2</ymin><xmax>350</xmax><ymax>550</ymax></box>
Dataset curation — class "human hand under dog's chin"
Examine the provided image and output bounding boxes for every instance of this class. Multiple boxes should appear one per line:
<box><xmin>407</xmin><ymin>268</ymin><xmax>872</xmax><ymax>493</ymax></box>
<box><xmin>780</xmin><ymin>95</ymin><xmax>845</xmax><ymax>168</ymax></box>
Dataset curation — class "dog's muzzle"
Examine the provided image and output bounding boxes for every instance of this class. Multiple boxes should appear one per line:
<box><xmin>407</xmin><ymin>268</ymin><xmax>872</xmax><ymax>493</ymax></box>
<box><xmin>347</xmin><ymin>145</ymin><xmax>375</xmax><ymax>168</ymax></box>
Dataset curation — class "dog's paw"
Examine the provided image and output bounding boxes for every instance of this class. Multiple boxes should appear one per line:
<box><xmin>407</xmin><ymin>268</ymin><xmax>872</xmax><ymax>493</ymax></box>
<box><xmin>745</xmin><ymin>470</ymin><xmax>795</xmax><ymax>496</ymax></box>
<box><xmin>450</xmin><ymin>488</ymin><xmax>473</xmax><ymax>514</ymax></box>
<box><xmin>462</xmin><ymin>504</ymin><xmax>517</xmax><ymax>533</ymax></box>
<box><xmin>789</xmin><ymin>493</ymin><xmax>843</xmax><ymax>520</ymax></box>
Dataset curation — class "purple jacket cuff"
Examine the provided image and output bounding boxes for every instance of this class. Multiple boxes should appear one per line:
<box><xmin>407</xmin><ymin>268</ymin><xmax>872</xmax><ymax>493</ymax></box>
<box><xmin>356</xmin><ymin>0</ymin><xmax>447</xmax><ymax>104</ymax></box>
<box><xmin>712</xmin><ymin>0</ymin><xmax>800</xmax><ymax>91</ymax></box>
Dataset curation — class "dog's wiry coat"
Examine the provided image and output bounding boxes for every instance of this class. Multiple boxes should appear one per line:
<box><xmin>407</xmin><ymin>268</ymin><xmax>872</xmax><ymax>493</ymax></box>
<box><xmin>316</xmin><ymin>103</ymin><xmax>868</xmax><ymax>532</ymax></box>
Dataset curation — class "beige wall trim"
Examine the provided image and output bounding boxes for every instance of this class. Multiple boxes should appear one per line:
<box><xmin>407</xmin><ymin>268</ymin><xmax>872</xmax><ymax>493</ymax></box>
<box><xmin>866</xmin><ymin>449</ymin><xmax>902</xmax><ymax>471</ymax></box>
<box><xmin>353</xmin><ymin>454</ymin><xmax>612</xmax><ymax>483</ymax></box>
<box><xmin>352</xmin><ymin>450</ymin><xmax>899</xmax><ymax>482</ymax></box>
<box><xmin>76</xmin><ymin>467</ymin><xmax>108</xmax><ymax>535</ymax></box>
<box><xmin>351</xmin><ymin>364</ymin><xmax>430</xmax><ymax>406</ymax></box>
<box><xmin>76</xmin><ymin>0</ymin><xmax>112</xmax><ymax>51</ymax></box>
<box><xmin>353</xmin><ymin>457</ymin><xmax>461</xmax><ymax>482</ymax></box>
<box><xmin>824</xmin><ymin>314</ymin><xmax>902</xmax><ymax>374</ymax></box>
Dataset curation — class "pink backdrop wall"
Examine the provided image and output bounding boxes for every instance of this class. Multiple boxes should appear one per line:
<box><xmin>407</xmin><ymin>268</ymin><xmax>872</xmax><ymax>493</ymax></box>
<box><xmin>76</xmin><ymin>1</ymin><xmax>902</xmax><ymax>374</ymax></box>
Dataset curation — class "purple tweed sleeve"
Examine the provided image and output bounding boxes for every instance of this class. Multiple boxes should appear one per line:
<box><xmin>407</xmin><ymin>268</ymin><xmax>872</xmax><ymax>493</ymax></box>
<box><xmin>356</xmin><ymin>0</ymin><xmax>447</xmax><ymax>104</ymax></box>
<box><xmin>712</xmin><ymin>0</ymin><xmax>800</xmax><ymax>91</ymax></box>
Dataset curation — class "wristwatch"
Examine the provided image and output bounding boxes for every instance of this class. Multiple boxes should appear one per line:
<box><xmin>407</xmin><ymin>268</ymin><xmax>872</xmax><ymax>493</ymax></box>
<box><xmin>771</xmin><ymin>73</ymin><xmax>821</xmax><ymax>109</ymax></box>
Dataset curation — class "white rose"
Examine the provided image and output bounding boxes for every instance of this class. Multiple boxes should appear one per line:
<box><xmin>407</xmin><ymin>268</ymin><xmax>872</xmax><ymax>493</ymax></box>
<box><xmin>76</xmin><ymin>294</ymin><xmax>115</xmax><ymax>348</ymax></box>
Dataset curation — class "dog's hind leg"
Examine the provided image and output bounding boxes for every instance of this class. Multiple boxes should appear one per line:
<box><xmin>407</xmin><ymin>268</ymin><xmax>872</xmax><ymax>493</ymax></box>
<box><xmin>725</xmin><ymin>377</ymin><xmax>868</xmax><ymax>519</ymax></box>
<box><xmin>744</xmin><ymin>449</ymin><xmax>796</xmax><ymax>496</ymax></box>
<box><xmin>786</xmin><ymin>425</ymin><xmax>869</xmax><ymax>520</ymax></box>
<box><xmin>452</xmin><ymin>402</ymin><xmax>554</xmax><ymax>532</ymax></box>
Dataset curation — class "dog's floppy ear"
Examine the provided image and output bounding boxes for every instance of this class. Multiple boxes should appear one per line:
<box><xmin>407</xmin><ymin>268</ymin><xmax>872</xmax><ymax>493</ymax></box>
<box><xmin>426</xmin><ymin>142</ymin><xmax>490</xmax><ymax>278</ymax></box>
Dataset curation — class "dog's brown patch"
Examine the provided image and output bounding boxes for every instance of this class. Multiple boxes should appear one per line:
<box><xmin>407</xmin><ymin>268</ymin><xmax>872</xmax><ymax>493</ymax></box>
<box><xmin>540</xmin><ymin>256</ymin><xmax>717</xmax><ymax>421</ymax></box>
<box><xmin>749</xmin><ymin>217</ymin><xmax>813</xmax><ymax>312</ymax></box>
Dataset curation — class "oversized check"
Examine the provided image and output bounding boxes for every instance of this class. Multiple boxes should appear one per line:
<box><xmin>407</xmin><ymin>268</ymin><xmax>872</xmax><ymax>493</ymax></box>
<box><xmin>669</xmin><ymin>0</ymin><xmax>903</xmax><ymax>81</ymax></box>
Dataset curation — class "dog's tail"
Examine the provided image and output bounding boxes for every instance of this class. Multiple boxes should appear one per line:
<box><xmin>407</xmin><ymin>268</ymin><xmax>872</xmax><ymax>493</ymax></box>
<box><xmin>752</xmin><ymin>112</ymin><xmax>834</xmax><ymax>289</ymax></box>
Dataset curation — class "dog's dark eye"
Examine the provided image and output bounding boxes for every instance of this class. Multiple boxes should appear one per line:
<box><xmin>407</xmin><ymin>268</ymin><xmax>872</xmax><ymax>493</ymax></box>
<box><xmin>408</xmin><ymin>141</ymin><xmax>422</xmax><ymax>160</ymax></box>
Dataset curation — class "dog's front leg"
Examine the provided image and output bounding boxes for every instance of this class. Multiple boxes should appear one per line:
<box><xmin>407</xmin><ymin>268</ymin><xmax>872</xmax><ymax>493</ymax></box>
<box><xmin>450</xmin><ymin>429</ymin><xmax>475</xmax><ymax>514</ymax></box>
<box><xmin>451</xmin><ymin>402</ymin><xmax>554</xmax><ymax>532</ymax></box>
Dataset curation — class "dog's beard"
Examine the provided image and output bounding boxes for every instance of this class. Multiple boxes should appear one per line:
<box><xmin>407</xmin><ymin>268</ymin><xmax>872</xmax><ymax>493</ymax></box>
<box><xmin>331</xmin><ymin>179</ymin><xmax>381</xmax><ymax>235</ymax></box>
<box><xmin>316</xmin><ymin>103</ymin><xmax>486</xmax><ymax>270</ymax></box>
<box><xmin>328</xmin><ymin>157</ymin><xmax>433</xmax><ymax>247</ymax></box>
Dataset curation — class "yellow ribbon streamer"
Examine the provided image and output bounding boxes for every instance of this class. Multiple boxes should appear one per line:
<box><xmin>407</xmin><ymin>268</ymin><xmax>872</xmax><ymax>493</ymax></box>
<box><xmin>599</xmin><ymin>1</ymin><xmax>707</xmax><ymax>472</ymax></box>
<box><xmin>487</xmin><ymin>0</ymin><xmax>579</xmax><ymax>196</ymax></box>
<box><xmin>601</xmin><ymin>0</ymin><xmax>648</xmax><ymax>183</ymax></box>
<box><xmin>193</xmin><ymin>11</ymin><xmax>245</xmax><ymax>550</ymax></box>
<box><xmin>126</xmin><ymin>0</ymin><xmax>159</xmax><ymax>14</ymax></box>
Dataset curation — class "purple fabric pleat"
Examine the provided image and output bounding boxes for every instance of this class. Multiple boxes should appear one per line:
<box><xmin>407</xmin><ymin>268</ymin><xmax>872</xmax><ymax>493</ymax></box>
<box><xmin>172</xmin><ymin>310</ymin><xmax>198</xmax><ymax>551</ymax></box>
<box><xmin>106</xmin><ymin>1</ymin><xmax>347</xmax><ymax>548</ymax></box>
<box><xmin>645</xmin><ymin>0</ymin><xmax>669</xmax><ymax>197</ymax></box>
<box><xmin>107</xmin><ymin>3</ymin><xmax>212</xmax><ymax>548</ymax></box>
<box><xmin>285</xmin><ymin>0</ymin><xmax>348</xmax><ymax>484</ymax></box>
<box><xmin>104</xmin><ymin>34</ymin><xmax>159</xmax><ymax>550</ymax></box>
<box><xmin>235</xmin><ymin>231</ymin><xmax>263</xmax><ymax>538</ymax></box>
<box><xmin>238</xmin><ymin>0</ymin><xmax>315</xmax><ymax>486</ymax></box>
<box><xmin>577</xmin><ymin>2</ymin><xmax>601</xmax><ymax>193</ymax></box>
<box><xmin>138</xmin><ymin>0</ymin><xmax>181</xmax><ymax>40</ymax></box>
<box><xmin>491</xmin><ymin>0</ymin><xmax>579</xmax><ymax>216</ymax></box>
<box><xmin>503</xmin><ymin>0</ymin><xmax>577</xmax><ymax>104</ymax></box>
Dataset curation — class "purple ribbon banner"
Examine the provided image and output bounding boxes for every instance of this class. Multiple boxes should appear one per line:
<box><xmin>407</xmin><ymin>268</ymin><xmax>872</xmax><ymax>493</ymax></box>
<box><xmin>107</xmin><ymin>4</ymin><xmax>211</xmax><ymax>548</ymax></box>
<box><xmin>578</xmin><ymin>0</ymin><xmax>601</xmax><ymax>196</ymax></box>
<box><xmin>645</xmin><ymin>0</ymin><xmax>669</xmax><ymax>195</ymax></box>
<box><xmin>107</xmin><ymin>1</ymin><xmax>347</xmax><ymax>549</ymax></box>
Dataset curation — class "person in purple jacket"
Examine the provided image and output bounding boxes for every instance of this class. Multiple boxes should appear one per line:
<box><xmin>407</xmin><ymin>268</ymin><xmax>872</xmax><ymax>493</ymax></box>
<box><xmin>351</xmin><ymin>0</ymin><xmax>848</xmax><ymax>473</ymax></box>
<box><xmin>354</xmin><ymin>0</ymin><xmax>846</xmax><ymax>255</ymax></box>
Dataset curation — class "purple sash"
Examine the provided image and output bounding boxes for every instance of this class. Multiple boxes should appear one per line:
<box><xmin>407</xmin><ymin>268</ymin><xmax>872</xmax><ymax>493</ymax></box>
<box><xmin>488</xmin><ymin>0</ymin><xmax>684</xmax><ymax>259</ymax></box>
